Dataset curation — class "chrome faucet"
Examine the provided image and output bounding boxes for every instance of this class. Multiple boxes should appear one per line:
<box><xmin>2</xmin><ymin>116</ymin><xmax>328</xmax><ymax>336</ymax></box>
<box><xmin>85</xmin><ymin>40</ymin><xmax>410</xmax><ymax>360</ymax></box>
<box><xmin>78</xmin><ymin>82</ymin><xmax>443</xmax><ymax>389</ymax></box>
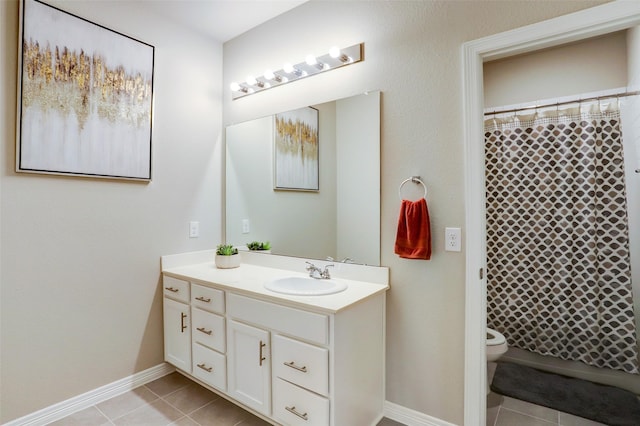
<box><xmin>305</xmin><ymin>262</ymin><xmax>334</xmax><ymax>279</ymax></box>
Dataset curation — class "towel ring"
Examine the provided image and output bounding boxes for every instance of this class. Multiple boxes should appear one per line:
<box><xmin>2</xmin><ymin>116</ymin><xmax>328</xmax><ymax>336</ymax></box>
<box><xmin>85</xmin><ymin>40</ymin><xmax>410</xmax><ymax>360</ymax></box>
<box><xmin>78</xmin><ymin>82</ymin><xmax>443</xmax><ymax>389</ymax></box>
<box><xmin>399</xmin><ymin>176</ymin><xmax>427</xmax><ymax>200</ymax></box>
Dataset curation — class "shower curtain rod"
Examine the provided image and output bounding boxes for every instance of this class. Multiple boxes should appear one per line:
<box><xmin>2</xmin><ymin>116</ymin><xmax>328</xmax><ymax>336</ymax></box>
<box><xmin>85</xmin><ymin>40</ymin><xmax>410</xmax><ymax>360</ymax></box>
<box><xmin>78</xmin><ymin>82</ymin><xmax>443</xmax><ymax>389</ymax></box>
<box><xmin>484</xmin><ymin>90</ymin><xmax>640</xmax><ymax>116</ymax></box>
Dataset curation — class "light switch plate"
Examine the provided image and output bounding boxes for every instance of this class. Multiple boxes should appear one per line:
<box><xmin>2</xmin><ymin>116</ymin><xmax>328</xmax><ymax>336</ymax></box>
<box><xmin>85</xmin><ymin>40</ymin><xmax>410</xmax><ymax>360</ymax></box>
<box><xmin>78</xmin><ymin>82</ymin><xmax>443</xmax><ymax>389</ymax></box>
<box><xmin>189</xmin><ymin>221</ymin><xmax>199</xmax><ymax>238</ymax></box>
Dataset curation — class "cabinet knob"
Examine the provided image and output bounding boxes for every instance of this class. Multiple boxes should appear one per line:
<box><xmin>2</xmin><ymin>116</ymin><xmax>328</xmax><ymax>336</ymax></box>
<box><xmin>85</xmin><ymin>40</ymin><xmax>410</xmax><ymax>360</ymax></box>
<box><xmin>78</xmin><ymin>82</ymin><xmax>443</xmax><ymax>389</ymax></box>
<box><xmin>195</xmin><ymin>296</ymin><xmax>211</xmax><ymax>303</ymax></box>
<box><xmin>165</xmin><ymin>287</ymin><xmax>179</xmax><ymax>293</ymax></box>
<box><xmin>197</xmin><ymin>327</ymin><xmax>213</xmax><ymax>336</ymax></box>
<box><xmin>285</xmin><ymin>406</ymin><xmax>308</xmax><ymax>420</ymax></box>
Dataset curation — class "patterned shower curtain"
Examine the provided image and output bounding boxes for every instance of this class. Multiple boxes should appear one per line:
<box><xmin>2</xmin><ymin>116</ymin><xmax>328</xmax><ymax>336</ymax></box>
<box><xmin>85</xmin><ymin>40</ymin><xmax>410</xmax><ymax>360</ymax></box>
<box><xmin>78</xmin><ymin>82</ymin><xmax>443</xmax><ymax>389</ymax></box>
<box><xmin>484</xmin><ymin>100</ymin><xmax>639</xmax><ymax>374</ymax></box>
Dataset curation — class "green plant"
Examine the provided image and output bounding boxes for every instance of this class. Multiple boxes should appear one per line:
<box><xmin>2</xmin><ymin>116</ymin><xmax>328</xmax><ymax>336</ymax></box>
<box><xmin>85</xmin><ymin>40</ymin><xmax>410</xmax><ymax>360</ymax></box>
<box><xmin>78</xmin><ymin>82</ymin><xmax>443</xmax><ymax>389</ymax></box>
<box><xmin>216</xmin><ymin>244</ymin><xmax>238</xmax><ymax>256</ymax></box>
<box><xmin>247</xmin><ymin>241</ymin><xmax>271</xmax><ymax>251</ymax></box>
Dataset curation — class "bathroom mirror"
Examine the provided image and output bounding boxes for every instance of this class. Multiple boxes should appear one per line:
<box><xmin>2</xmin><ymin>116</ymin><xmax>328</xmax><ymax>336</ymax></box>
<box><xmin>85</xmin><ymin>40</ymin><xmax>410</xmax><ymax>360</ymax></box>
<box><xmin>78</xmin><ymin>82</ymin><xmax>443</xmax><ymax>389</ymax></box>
<box><xmin>225</xmin><ymin>91</ymin><xmax>381</xmax><ymax>265</ymax></box>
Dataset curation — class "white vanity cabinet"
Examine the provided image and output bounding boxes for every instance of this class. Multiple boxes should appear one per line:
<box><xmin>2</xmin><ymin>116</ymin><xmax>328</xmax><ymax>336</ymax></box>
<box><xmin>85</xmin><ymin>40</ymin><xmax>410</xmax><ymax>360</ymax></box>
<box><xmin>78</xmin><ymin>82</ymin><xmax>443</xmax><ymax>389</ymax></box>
<box><xmin>161</xmin><ymin>259</ymin><xmax>387</xmax><ymax>426</ymax></box>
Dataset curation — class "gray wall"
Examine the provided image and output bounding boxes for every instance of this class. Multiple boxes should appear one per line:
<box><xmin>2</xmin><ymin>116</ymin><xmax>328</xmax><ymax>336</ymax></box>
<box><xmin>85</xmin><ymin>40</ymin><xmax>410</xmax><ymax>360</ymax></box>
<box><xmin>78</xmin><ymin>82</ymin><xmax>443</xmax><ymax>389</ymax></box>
<box><xmin>0</xmin><ymin>0</ymin><xmax>223</xmax><ymax>422</ymax></box>
<box><xmin>484</xmin><ymin>31</ymin><xmax>627</xmax><ymax>108</ymax></box>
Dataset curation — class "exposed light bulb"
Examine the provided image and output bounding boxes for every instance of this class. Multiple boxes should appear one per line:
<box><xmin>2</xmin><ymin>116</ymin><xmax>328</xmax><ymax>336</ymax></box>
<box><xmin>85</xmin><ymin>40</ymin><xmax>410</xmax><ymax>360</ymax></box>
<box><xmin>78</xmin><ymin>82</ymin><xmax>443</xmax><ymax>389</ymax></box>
<box><xmin>329</xmin><ymin>46</ymin><xmax>351</xmax><ymax>63</ymax></box>
<box><xmin>231</xmin><ymin>43</ymin><xmax>362</xmax><ymax>99</ymax></box>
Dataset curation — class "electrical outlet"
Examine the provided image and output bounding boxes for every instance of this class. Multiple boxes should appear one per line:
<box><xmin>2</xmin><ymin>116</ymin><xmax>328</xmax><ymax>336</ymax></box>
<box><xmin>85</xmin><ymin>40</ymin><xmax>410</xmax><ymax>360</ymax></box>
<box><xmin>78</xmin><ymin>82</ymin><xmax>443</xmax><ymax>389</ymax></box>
<box><xmin>445</xmin><ymin>227</ymin><xmax>461</xmax><ymax>252</ymax></box>
<box><xmin>189</xmin><ymin>221</ymin><xmax>199</xmax><ymax>238</ymax></box>
<box><xmin>242</xmin><ymin>219</ymin><xmax>250</xmax><ymax>234</ymax></box>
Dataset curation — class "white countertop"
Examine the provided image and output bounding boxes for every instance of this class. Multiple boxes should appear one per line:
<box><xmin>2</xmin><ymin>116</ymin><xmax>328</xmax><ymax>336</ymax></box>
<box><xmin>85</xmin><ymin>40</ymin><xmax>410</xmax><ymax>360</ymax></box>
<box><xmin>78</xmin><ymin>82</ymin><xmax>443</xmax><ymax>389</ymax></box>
<box><xmin>161</xmin><ymin>252</ymin><xmax>389</xmax><ymax>314</ymax></box>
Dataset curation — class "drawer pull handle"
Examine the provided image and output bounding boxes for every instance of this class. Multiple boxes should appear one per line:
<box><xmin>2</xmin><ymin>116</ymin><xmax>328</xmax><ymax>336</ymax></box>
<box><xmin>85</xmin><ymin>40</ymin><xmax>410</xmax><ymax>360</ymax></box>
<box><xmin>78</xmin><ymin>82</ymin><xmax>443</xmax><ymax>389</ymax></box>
<box><xmin>285</xmin><ymin>406</ymin><xmax>308</xmax><ymax>421</ymax></box>
<box><xmin>284</xmin><ymin>361</ymin><xmax>308</xmax><ymax>373</ymax></box>
<box><xmin>259</xmin><ymin>341</ymin><xmax>267</xmax><ymax>366</ymax></box>
<box><xmin>197</xmin><ymin>363</ymin><xmax>213</xmax><ymax>373</ymax></box>
<box><xmin>197</xmin><ymin>327</ymin><xmax>213</xmax><ymax>335</ymax></box>
<box><xmin>181</xmin><ymin>313</ymin><xmax>187</xmax><ymax>332</ymax></box>
<box><xmin>165</xmin><ymin>287</ymin><xmax>179</xmax><ymax>293</ymax></box>
<box><xmin>195</xmin><ymin>296</ymin><xmax>211</xmax><ymax>303</ymax></box>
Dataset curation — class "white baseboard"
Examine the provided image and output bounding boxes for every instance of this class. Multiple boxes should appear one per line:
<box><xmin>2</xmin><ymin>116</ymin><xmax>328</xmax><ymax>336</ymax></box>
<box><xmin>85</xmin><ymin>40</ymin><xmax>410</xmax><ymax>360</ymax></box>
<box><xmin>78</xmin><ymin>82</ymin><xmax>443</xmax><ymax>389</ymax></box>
<box><xmin>4</xmin><ymin>363</ymin><xmax>175</xmax><ymax>426</ymax></box>
<box><xmin>384</xmin><ymin>400</ymin><xmax>458</xmax><ymax>426</ymax></box>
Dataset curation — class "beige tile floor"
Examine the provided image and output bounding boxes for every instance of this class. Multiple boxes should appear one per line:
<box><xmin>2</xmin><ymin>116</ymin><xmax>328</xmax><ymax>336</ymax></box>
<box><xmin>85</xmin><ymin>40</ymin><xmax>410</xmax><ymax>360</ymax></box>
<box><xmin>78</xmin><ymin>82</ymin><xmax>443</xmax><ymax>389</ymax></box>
<box><xmin>48</xmin><ymin>368</ymin><xmax>608</xmax><ymax>426</ymax></box>
<box><xmin>49</xmin><ymin>372</ymin><xmax>405</xmax><ymax>426</ymax></box>
<box><xmin>487</xmin><ymin>393</ymin><xmax>607</xmax><ymax>426</ymax></box>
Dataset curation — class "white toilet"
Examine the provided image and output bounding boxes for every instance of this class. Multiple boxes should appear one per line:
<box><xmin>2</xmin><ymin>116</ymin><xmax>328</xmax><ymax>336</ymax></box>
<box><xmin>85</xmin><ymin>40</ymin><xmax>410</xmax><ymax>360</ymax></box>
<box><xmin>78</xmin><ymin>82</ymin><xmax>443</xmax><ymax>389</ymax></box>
<box><xmin>486</xmin><ymin>327</ymin><xmax>508</xmax><ymax>361</ymax></box>
<box><xmin>486</xmin><ymin>327</ymin><xmax>508</xmax><ymax>395</ymax></box>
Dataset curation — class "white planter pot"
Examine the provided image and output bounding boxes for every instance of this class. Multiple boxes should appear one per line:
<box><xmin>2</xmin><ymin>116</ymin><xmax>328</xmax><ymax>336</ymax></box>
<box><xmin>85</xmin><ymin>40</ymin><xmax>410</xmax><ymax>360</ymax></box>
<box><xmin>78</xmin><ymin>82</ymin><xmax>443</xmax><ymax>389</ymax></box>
<box><xmin>215</xmin><ymin>254</ymin><xmax>240</xmax><ymax>269</ymax></box>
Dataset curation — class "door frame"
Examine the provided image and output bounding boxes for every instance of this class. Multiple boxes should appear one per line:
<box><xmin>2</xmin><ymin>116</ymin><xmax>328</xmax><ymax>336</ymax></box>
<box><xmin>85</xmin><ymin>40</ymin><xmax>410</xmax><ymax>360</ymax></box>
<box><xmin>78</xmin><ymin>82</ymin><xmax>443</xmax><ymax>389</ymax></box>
<box><xmin>461</xmin><ymin>3</ymin><xmax>640</xmax><ymax>424</ymax></box>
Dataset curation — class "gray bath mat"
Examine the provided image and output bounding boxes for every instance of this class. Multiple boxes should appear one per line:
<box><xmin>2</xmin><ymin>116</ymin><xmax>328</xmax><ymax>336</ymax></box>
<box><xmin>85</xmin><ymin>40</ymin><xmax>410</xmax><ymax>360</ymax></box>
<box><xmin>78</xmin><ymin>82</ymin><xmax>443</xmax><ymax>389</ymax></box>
<box><xmin>491</xmin><ymin>362</ymin><xmax>640</xmax><ymax>426</ymax></box>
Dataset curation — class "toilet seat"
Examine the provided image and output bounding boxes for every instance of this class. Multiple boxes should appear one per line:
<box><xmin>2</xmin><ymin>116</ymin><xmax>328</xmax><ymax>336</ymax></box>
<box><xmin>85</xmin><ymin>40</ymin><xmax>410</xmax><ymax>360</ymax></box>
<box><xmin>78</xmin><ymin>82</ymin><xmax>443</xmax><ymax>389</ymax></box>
<box><xmin>487</xmin><ymin>328</ymin><xmax>506</xmax><ymax>346</ymax></box>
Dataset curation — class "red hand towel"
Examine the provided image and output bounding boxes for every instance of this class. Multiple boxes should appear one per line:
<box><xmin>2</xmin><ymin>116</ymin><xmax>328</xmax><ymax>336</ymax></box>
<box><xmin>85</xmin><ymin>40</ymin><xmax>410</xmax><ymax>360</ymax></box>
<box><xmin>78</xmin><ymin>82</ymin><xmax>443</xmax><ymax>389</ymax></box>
<box><xmin>394</xmin><ymin>198</ymin><xmax>432</xmax><ymax>260</ymax></box>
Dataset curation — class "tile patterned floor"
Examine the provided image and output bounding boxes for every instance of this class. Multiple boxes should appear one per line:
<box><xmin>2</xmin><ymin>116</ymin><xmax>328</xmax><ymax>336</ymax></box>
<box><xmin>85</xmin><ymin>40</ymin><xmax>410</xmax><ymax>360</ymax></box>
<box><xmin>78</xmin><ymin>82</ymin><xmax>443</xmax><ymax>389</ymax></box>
<box><xmin>487</xmin><ymin>393</ymin><xmax>607</xmax><ymax>426</ymax></box>
<box><xmin>47</xmin><ymin>369</ymin><xmax>609</xmax><ymax>426</ymax></box>
<box><xmin>49</xmin><ymin>372</ymin><xmax>404</xmax><ymax>426</ymax></box>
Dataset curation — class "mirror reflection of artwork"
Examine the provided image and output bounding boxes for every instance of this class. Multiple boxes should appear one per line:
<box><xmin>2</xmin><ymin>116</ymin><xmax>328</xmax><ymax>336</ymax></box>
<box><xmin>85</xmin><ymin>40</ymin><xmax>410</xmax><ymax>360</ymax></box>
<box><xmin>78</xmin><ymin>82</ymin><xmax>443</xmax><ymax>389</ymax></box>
<box><xmin>274</xmin><ymin>106</ymin><xmax>319</xmax><ymax>191</ymax></box>
<box><xmin>17</xmin><ymin>0</ymin><xmax>154</xmax><ymax>180</ymax></box>
<box><xmin>226</xmin><ymin>92</ymin><xmax>381</xmax><ymax>265</ymax></box>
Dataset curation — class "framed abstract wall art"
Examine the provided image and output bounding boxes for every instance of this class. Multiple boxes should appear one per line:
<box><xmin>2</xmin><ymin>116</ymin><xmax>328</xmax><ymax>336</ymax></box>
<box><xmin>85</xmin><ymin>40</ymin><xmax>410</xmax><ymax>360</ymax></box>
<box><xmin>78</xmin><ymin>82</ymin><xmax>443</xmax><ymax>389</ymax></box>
<box><xmin>16</xmin><ymin>0</ymin><xmax>155</xmax><ymax>180</ymax></box>
<box><xmin>273</xmin><ymin>106</ymin><xmax>319</xmax><ymax>191</ymax></box>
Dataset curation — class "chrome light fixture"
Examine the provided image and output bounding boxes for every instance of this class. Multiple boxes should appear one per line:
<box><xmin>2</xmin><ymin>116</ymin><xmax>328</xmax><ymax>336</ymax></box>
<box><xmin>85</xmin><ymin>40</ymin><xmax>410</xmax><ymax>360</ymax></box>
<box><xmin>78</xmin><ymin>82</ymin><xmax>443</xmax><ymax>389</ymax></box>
<box><xmin>230</xmin><ymin>43</ymin><xmax>363</xmax><ymax>100</ymax></box>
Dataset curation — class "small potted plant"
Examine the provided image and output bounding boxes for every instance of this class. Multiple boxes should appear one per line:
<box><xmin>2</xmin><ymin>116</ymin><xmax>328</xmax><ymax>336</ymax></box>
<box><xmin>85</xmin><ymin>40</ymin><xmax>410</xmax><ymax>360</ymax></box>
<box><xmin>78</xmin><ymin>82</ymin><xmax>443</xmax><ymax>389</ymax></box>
<box><xmin>215</xmin><ymin>244</ymin><xmax>240</xmax><ymax>269</ymax></box>
<box><xmin>246</xmin><ymin>241</ymin><xmax>271</xmax><ymax>252</ymax></box>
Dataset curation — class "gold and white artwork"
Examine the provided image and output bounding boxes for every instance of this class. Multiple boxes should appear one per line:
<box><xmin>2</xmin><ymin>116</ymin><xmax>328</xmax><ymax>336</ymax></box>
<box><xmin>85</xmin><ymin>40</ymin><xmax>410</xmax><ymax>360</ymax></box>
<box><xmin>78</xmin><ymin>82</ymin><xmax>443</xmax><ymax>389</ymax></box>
<box><xmin>274</xmin><ymin>106</ymin><xmax>319</xmax><ymax>191</ymax></box>
<box><xmin>17</xmin><ymin>0</ymin><xmax>154</xmax><ymax>180</ymax></box>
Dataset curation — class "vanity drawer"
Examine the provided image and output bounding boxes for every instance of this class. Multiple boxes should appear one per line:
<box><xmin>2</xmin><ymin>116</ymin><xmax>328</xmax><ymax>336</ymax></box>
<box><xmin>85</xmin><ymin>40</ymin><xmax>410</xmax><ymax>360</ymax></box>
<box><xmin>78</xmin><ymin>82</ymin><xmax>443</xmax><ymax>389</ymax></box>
<box><xmin>273</xmin><ymin>334</ymin><xmax>328</xmax><ymax>396</ymax></box>
<box><xmin>273</xmin><ymin>378</ymin><xmax>329</xmax><ymax>426</ymax></box>
<box><xmin>191</xmin><ymin>308</ymin><xmax>225</xmax><ymax>353</ymax></box>
<box><xmin>192</xmin><ymin>343</ymin><xmax>226</xmax><ymax>392</ymax></box>
<box><xmin>192</xmin><ymin>284</ymin><xmax>225</xmax><ymax>314</ymax></box>
<box><xmin>163</xmin><ymin>276</ymin><xmax>189</xmax><ymax>303</ymax></box>
<box><xmin>227</xmin><ymin>293</ymin><xmax>328</xmax><ymax>345</ymax></box>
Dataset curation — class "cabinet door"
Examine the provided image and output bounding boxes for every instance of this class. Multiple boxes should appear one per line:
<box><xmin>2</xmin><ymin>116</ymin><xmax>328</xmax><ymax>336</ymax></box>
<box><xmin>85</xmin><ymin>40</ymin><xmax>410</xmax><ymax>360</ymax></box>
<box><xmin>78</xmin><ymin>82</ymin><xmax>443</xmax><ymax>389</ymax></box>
<box><xmin>163</xmin><ymin>297</ymin><xmax>191</xmax><ymax>372</ymax></box>
<box><xmin>227</xmin><ymin>319</ymin><xmax>271</xmax><ymax>416</ymax></box>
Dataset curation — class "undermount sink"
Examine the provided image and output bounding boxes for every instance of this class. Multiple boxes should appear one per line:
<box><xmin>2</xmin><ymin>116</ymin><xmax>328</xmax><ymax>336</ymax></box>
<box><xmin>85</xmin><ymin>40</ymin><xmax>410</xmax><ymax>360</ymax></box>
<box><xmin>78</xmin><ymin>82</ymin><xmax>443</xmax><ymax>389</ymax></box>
<box><xmin>264</xmin><ymin>276</ymin><xmax>348</xmax><ymax>296</ymax></box>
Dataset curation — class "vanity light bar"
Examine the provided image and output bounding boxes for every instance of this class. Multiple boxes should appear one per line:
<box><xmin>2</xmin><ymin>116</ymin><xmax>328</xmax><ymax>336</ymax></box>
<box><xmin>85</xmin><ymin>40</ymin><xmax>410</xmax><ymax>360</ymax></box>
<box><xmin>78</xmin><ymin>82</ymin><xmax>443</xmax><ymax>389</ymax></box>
<box><xmin>230</xmin><ymin>43</ymin><xmax>364</xmax><ymax>100</ymax></box>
